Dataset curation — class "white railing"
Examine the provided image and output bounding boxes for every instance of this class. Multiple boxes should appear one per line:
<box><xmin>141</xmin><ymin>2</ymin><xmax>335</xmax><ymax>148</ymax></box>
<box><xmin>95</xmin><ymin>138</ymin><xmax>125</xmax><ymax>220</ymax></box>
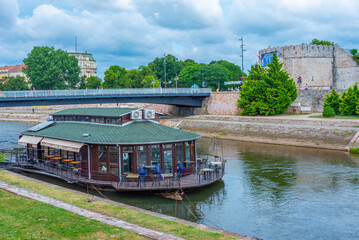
<box><xmin>0</xmin><ymin>88</ymin><xmax>211</xmax><ymax>99</ymax></box>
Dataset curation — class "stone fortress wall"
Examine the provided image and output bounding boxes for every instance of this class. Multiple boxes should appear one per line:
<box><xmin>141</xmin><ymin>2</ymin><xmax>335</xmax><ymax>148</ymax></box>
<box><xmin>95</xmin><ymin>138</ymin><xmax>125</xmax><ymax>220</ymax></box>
<box><xmin>259</xmin><ymin>44</ymin><xmax>359</xmax><ymax>111</ymax></box>
<box><xmin>259</xmin><ymin>44</ymin><xmax>359</xmax><ymax>90</ymax></box>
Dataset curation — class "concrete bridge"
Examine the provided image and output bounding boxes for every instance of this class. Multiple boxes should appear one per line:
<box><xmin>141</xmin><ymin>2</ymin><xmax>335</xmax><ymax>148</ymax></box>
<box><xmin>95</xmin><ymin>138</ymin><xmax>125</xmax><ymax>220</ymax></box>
<box><xmin>0</xmin><ymin>88</ymin><xmax>211</xmax><ymax>108</ymax></box>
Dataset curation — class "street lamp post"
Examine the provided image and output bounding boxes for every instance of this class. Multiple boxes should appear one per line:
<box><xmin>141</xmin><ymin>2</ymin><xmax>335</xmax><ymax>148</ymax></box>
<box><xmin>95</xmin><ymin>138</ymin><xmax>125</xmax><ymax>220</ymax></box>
<box><xmin>174</xmin><ymin>75</ymin><xmax>178</xmax><ymax>89</ymax></box>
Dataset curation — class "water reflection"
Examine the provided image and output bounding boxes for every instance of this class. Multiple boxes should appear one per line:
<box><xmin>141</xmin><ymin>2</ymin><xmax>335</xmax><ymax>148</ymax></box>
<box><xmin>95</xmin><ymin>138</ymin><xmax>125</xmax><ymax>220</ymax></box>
<box><xmin>240</xmin><ymin>150</ymin><xmax>297</xmax><ymax>201</ymax></box>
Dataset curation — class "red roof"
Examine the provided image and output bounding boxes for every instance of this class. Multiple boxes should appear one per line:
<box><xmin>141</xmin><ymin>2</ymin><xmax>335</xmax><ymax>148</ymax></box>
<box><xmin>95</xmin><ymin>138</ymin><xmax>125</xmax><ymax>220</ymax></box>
<box><xmin>0</xmin><ymin>66</ymin><xmax>13</xmax><ymax>71</ymax></box>
<box><xmin>9</xmin><ymin>64</ymin><xmax>26</xmax><ymax>72</ymax></box>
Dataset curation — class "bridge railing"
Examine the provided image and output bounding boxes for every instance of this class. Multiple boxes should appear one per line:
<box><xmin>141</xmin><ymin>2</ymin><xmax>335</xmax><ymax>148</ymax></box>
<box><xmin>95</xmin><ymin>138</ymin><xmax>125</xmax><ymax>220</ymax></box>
<box><xmin>0</xmin><ymin>88</ymin><xmax>211</xmax><ymax>99</ymax></box>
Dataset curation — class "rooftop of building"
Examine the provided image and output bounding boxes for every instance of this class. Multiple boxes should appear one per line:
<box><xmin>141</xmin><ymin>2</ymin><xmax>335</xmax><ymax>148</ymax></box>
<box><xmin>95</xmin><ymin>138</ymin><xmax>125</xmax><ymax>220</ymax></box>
<box><xmin>23</xmin><ymin>121</ymin><xmax>201</xmax><ymax>144</ymax></box>
<box><xmin>68</xmin><ymin>52</ymin><xmax>95</xmax><ymax>61</ymax></box>
<box><xmin>0</xmin><ymin>64</ymin><xmax>26</xmax><ymax>72</ymax></box>
<box><xmin>51</xmin><ymin>107</ymin><xmax>138</xmax><ymax>117</ymax></box>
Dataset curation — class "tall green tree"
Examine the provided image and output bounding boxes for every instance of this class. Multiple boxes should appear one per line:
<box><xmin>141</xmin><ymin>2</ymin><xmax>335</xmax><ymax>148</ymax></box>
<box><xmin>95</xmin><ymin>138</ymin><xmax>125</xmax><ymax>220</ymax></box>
<box><xmin>79</xmin><ymin>76</ymin><xmax>102</xmax><ymax>89</ymax></box>
<box><xmin>210</xmin><ymin>60</ymin><xmax>243</xmax><ymax>81</ymax></box>
<box><xmin>238</xmin><ymin>53</ymin><xmax>297</xmax><ymax>116</ymax></box>
<box><xmin>23</xmin><ymin>46</ymin><xmax>80</xmax><ymax>90</ymax></box>
<box><xmin>103</xmin><ymin>65</ymin><xmax>129</xmax><ymax>88</ymax></box>
<box><xmin>148</xmin><ymin>54</ymin><xmax>184</xmax><ymax>86</ymax></box>
<box><xmin>141</xmin><ymin>75</ymin><xmax>160</xmax><ymax>88</ymax></box>
<box><xmin>0</xmin><ymin>76</ymin><xmax>29</xmax><ymax>91</ymax></box>
<box><xmin>178</xmin><ymin>63</ymin><xmax>230</xmax><ymax>90</ymax></box>
<box><xmin>323</xmin><ymin>88</ymin><xmax>340</xmax><ymax>114</ymax></box>
<box><xmin>339</xmin><ymin>83</ymin><xmax>359</xmax><ymax>115</ymax></box>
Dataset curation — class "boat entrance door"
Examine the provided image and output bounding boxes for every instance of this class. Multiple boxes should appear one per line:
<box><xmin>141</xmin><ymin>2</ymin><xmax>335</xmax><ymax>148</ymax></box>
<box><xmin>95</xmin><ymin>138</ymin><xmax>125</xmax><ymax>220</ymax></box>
<box><xmin>122</xmin><ymin>146</ymin><xmax>133</xmax><ymax>173</ymax></box>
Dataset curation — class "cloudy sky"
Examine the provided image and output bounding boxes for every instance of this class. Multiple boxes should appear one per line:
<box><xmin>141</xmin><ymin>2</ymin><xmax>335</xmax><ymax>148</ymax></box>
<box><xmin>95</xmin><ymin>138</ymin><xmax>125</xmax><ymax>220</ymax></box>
<box><xmin>1</xmin><ymin>0</ymin><xmax>358</xmax><ymax>79</ymax></box>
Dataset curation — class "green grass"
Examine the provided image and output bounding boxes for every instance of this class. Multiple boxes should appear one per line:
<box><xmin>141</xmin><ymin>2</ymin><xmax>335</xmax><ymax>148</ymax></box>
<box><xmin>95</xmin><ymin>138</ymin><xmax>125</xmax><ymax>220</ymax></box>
<box><xmin>0</xmin><ymin>171</ymin><xmax>237</xmax><ymax>240</ymax></box>
<box><xmin>309</xmin><ymin>114</ymin><xmax>359</xmax><ymax>119</ymax></box>
<box><xmin>349</xmin><ymin>147</ymin><xmax>359</xmax><ymax>154</ymax></box>
<box><xmin>0</xmin><ymin>189</ymin><xmax>144</xmax><ymax>240</ymax></box>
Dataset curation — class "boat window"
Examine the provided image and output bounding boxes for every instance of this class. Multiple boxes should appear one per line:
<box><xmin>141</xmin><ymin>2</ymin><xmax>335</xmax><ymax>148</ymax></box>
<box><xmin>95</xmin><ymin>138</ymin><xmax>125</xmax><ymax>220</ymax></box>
<box><xmin>59</xmin><ymin>116</ymin><xmax>64</xmax><ymax>121</ymax></box>
<box><xmin>69</xmin><ymin>116</ymin><xmax>76</xmax><ymax>121</ymax></box>
<box><xmin>109</xmin><ymin>146</ymin><xmax>119</xmax><ymax>175</ymax></box>
<box><xmin>164</xmin><ymin>150</ymin><xmax>173</xmax><ymax>173</ymax></box>
<box><xmin>123</xmin><ymin>146</ymin><xmax>132</xmax><ymax>152</ymax></box>
<box><xmin>98</xmin><ymin>146</ymin><xmax>107</xmax><ymax>172</ymax></box>
<box><xmin>115</xmin><ymin>118</ymin><xmax>122</xmax><ymax>125</ymax></box>
<box><xmin>176</xmin><ymin>143</ymin><xmax>184</xmax><ymax>163</ymax></box>
<box><xmin>61</xmin><ymin>151</ymin><xmax>67</xmax><ymax>163</ymax></box>
<box><xmin>106</xmin><ymin>118</ymin><xmax>111</xmax><ymax>124</ymax></box>
<box><xmin>185</xmin><ymin>142</ymin><xmax>191</xmax><ymax>161</ymax></box>
<box><xmin>136</xmin><ymin>146</ymin><xmax>147</xmax><ymax>167</ymax></box>
<box><xmin>84</xmin><ymin>116</ymin><xmax>90</xmax><ymax>122</ymax></box>
<box><xmin>99</xmin><ymin>117</ymin><xmax>105</xmax><ymax>123</ymax></box>
<box><xmin>64</xmin><ymin>116</ymin><xmax>68</xmax><ymax>121</ymax></box>
<box><xmin>162</xmin><ymin>144</ymin><xmax>172</xmax><ymax>149</ymax></box>
<box><xmin>90</xmin><ymin>117</ymin><xmax>96</xmax><ymax>123</ymax></box>
<box><xmin>95</xmin><ymin>118</ymin><xmax>100</xmax><ymax>123</ymax></box>
<box><xmin>150</xmin><ymin>145</ymin><xmax>160</xmax><ymax>166</ymax></box>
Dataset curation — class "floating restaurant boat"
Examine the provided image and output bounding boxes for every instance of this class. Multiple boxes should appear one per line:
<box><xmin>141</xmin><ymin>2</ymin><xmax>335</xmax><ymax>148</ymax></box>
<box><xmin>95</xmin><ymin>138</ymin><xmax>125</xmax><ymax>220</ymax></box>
<box><xmin>16</xmin><ymin>108</ymin><xmax>225</xmax><ymax>191</ymax></box>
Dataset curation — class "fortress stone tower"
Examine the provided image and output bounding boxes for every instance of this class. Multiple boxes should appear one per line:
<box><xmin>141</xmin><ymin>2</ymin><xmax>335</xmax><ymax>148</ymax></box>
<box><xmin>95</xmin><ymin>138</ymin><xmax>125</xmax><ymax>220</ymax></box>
<box><xmin>259</xmin><ymin>44</ymin><xmax>359</xmax><ymax>91</ymax></box>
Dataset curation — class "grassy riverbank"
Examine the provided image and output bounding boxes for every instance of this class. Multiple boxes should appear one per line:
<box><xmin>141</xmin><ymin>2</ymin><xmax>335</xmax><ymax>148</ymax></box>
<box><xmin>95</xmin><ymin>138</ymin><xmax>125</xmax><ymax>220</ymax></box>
<box><xmin>0</xmin><ymin>170</ymin><xmax>237</xmax><ymax>240</ymax></box>
<box><xmin>0</xmin><ymin>189</ymin><xmax>143</xmax><ymax>239</ymax></box>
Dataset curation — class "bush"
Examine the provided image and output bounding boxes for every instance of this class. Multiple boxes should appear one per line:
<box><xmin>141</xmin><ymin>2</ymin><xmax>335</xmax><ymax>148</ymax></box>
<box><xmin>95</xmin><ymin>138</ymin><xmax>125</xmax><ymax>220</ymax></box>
<box><xmin>323</xmin><ymin>106</ymin><xmax>336</xmax><ymax>117</ymax></box>
<box><xmin>323</xmin><ymin>88</ymin><xmax>340</xmax><ymax>114</ymax></box>
<box><xmin>349</xmin><ymin>147</ymin><xmax>359</xmax><ymax>154</ymax></box>
<box><xmin>339</xmin><ymin>83</ymin><xmax>359</xmax><ymax>115</ymax></box>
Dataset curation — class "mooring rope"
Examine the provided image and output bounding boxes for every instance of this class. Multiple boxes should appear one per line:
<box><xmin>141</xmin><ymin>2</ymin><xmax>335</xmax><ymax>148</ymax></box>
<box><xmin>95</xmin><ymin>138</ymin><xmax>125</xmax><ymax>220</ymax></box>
<box><xmin>181</xmin><ymin>189</ymin><xmax>224</xmax><ymax>230</ymax></box>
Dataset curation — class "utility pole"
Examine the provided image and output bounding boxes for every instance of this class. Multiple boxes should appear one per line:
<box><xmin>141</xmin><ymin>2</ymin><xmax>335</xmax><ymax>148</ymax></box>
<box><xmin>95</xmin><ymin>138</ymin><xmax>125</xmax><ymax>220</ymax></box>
<box><xmin>75</xmin><ymin>36</ymin><xmax>77</xmax><ymax>53</ymax></box>
<box><xmin>163</xmin><ymin>53</ymin><xmax>167</xmax><ymax>89</ymax></box>
<box><xmin>239</xmin><ymin>37</ymin><xmax>246</xmax><ymax>76</ymax></box>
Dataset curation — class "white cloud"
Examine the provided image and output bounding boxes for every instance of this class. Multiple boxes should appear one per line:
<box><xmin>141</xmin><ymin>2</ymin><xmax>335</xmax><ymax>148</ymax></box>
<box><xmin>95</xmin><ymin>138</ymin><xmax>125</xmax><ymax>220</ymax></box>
<box><xmin>1</xmin><ymin>0</ymin><xmax>359</xmax><ymax>79</ymax></box>
<box><xmin>134</xmin><ymin>0</ymin><xmax>222</xmax><ymax>29</ymax></box>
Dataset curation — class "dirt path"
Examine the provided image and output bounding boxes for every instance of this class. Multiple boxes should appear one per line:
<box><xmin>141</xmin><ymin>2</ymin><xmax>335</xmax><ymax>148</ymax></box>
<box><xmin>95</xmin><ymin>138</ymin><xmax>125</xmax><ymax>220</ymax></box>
<box><xmin>0</xmin><ymin>180</ymin><xmax>185</xmax><ymax>240</ymax></box>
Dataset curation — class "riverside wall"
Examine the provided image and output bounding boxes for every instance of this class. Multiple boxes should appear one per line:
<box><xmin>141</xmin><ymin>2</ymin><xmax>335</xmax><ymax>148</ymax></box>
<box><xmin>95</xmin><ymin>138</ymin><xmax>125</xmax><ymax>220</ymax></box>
<box><xmin>161</xmin><ymin>116</ymin><xmax>359</xmax><ymax>151</ymax></box>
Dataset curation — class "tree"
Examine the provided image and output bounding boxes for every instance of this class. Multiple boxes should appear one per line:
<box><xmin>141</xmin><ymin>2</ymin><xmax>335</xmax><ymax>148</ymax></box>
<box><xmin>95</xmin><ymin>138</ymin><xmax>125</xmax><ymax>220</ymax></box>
<box><xmin>81</xmin><ymin>76</ymin><xmax>102</xmax><ymax>89</ymax></box>
<box><xmin>350</xmin><ymin>49</ymin><xmax>359</xmax><ymax>65</ymax></box>
<box><xmin>238</xmin><ymin>53</ymin><xmax>297</xmax><ymax>116</ymax></box>
<box><xmin>103</xmin><ymin>65</ymin><xmax>129</xmax><ymax>88</ymax></box>
<box><xmin>0</xmin><ymin>76</ymin><xmax>29</xmax><ymax>91</ymax></box>
<box><xmin>23</xmin><ymin>46</ymin><xmax>80</xmax><ymax>90</ymax></box>
<box><xmin>310</xmin><ymin>39</ymin><xmax>333</xmax><ymax>46</ymax></box>
<box><xmin>323</xmin><ymin>88</ymin><xmax>340</xmax><ymax>114</ymax></box>
<box><xmin>148</xmin><ymin>54</ymin><xmax>184</xmax><ymax>86</ymax></box>
<box><xmin>210</xmin><ymin>60</ymin><xmax>243</xmax><ymax>81</ymax></box>
<box><xmin>141</xmin><ymin>75</ymin><xmax>160</xmax><ymax>88</ymax></box>
<box><xmin>178</xmin><ymin>63</ymin><xmax>230</xmax><ymax>90</ymax></box>
<box><xmin>339</xmin><ymin>83</ymin><xmax>359</xmax><ymax>115</ymax></box>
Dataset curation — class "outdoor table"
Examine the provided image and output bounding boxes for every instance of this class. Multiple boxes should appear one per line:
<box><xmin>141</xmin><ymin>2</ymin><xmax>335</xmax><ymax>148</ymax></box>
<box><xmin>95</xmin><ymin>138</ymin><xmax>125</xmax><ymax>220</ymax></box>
<box><xmin>53</xmin><ymin>157</ymin><xmax>62</xmax><ymax>160</ymax></box>
<box><xmin>201</xmin><ymin>168</ymin><xmax>214</xmax><ymax>180</ymax></box>
<box><xmin>71</xmin><ymin>161</ymin><xmax>81</xmax><ymax>164</ymax></box>
<box><xmin>210</xmin><ymin>161</ymin><xmax>222</xmax><ymax>166</ymax></box>
<box><xmin>63</xmin><ymin>159</ymin><xmax>74</xmax><ymax>162</ymax></box>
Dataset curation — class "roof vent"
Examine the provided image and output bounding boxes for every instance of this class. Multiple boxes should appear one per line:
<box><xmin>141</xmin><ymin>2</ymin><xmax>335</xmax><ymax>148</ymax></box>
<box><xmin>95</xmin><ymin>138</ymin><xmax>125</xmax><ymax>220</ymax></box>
<box><xmin>83</xmin><ymin>133</ymin><xmax>91</xmax><ymax>138</ymax></box>
<box><xmin>130</xmin><ymin>110</ymin><xmax>143</xmax><ymax>120</ymax></box>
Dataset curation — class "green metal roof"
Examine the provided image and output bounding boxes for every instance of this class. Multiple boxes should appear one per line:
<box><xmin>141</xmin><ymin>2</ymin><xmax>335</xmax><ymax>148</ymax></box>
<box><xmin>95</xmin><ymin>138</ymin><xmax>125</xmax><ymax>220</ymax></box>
<box><xmin>23</xmin><ymin>121</ymin><xmax>201</xmax><ymax>145</ymax></box>
<box><xmin>51</xmin><ymin>108</ymin><xmax>137</xmax><ymax>117</ymax></box>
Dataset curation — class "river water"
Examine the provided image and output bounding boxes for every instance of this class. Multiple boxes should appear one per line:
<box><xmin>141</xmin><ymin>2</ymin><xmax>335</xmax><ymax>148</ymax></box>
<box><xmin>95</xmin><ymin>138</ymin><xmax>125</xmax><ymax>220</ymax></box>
<box><xmin>2</xmin><ymin>121</ymin><xmax>359</xmax><ymax>240</ymax></box>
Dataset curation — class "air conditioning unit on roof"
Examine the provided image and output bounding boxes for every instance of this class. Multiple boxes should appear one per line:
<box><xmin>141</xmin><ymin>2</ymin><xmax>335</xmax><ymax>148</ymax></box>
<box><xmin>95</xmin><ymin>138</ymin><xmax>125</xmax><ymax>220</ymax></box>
<box><xmin>143</xmin><ymin>109</ymin><xmax>155</xmax><ymax>119</ymax></box>
<box><xmin>130</xmin><ymin>110</ymin><xmax>143</xmax><ymax>120</ymax></box>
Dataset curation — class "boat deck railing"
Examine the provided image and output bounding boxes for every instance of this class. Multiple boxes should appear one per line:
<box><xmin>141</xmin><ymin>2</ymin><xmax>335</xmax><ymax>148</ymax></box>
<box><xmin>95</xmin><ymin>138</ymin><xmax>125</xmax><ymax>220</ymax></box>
<box><xmin>0</xmin><ymin>149</ymin><xmax>225</xmax><ymax>191</ymax></box>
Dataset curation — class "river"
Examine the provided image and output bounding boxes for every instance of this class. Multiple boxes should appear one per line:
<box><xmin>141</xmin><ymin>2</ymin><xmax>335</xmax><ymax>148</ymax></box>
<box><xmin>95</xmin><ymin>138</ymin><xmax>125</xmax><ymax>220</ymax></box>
<box><xmin>2</xmin><ymin>121</ymin><xmax>359</xmax><ymax>240</ymax></box>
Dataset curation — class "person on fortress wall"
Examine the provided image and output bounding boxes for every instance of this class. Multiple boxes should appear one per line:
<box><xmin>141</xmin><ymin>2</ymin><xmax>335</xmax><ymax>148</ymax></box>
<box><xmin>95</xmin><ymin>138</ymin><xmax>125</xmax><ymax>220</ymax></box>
<box><xmin>305</xmin><ymin>84</ymin><xmax>308</xmax><ymax>90</ymax></box>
